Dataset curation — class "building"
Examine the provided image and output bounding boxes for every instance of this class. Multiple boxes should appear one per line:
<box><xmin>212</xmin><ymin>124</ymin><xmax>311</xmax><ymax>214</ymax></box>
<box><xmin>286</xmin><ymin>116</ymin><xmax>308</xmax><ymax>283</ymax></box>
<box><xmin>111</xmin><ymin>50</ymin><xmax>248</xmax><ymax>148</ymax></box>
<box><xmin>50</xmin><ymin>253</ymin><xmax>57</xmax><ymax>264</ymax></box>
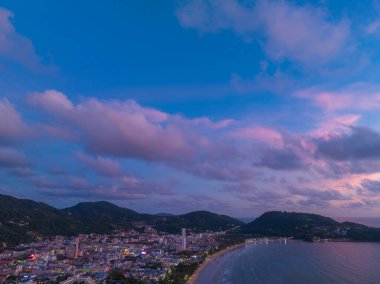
<box><xmin>181</xmin><ymin>228</ymin><xmax>187</xmax><ymax>251</ymax></box>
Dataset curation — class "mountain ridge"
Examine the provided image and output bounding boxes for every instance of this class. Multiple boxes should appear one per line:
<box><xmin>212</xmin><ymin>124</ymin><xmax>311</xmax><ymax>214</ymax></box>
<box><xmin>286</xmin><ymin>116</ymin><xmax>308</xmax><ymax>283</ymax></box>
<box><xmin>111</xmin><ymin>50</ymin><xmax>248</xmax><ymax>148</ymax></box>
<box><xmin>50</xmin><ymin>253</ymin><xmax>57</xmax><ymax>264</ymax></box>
<box><xmin>242</xmin><ymin>210</ymin><xmax>380</xmax><ymax>242</ymax></box>
<box><xmin>2</xmin><ymin>195</ymin><xmax>380</xmax><ymax>247</ymax></box>
<box><xmin>0</xmin><ymin>194</ymin><xmax>243</xmax><ymax>246</ymax></box>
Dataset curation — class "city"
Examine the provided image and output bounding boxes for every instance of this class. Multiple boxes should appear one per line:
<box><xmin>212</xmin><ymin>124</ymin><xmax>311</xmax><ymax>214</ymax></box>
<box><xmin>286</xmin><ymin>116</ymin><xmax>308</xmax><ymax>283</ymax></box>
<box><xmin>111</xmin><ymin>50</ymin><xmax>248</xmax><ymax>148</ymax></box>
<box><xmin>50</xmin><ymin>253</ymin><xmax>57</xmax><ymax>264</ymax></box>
<box><xmin>0</xmin><ymin>227</ymin><xmax>234</xmax><ymax>283</ymax></box>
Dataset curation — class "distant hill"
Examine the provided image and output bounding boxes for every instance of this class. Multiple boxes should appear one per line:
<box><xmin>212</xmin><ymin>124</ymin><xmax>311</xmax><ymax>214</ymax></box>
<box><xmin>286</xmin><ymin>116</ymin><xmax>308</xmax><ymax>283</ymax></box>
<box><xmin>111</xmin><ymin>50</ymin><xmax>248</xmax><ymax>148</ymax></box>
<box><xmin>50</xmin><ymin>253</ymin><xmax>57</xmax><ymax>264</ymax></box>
<box><xmin>0</xmin><ymin>194</ymin><xmax>84</xmax><ymax>245</ymax></box>
<box><xmin>242</xmin><ymin>211</ymin><xmax>380</xmax><ymax>242</ymax></box>
<box><xmin>3</xmin><ymin>195</ymin><xmax>379</xmax><ymax>247</ymax></box>
<box><xmin>155</xmin><ymin>213</ymin><xmax>174</xmax><ymax>217</ymax></box>
<box><xmin>0</xmin><ymin>194</ymin><xmax>243</xmax><ymax>247</ymax></box>
<box><xmin>237</xmin><ymin>217</ymin><xmax>256</xmax><ymax>223</ymax></box>
<box><xmin>179</xmin><ymin>211</ymin><xmax>244</xmax><ymax>231</ymax></box>
<box><xmin>242</xmin><ymin>211</ymin><xmax>339</xmax><ymax>236</ymax></box>
<box><xmin>62</xmin><ymin>201</ymin><xmax>150</xmax><ymax>233</ymax></box>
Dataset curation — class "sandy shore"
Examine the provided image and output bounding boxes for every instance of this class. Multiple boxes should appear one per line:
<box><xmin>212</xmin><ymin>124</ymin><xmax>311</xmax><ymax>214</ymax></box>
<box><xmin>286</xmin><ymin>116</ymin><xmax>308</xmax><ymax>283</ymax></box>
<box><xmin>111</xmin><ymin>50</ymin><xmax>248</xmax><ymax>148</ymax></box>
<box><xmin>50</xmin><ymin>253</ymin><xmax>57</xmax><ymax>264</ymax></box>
<box><xmin>186</xmin><ymin>242</ymin><xmax>246</xmax><ymax>284</ymax></box>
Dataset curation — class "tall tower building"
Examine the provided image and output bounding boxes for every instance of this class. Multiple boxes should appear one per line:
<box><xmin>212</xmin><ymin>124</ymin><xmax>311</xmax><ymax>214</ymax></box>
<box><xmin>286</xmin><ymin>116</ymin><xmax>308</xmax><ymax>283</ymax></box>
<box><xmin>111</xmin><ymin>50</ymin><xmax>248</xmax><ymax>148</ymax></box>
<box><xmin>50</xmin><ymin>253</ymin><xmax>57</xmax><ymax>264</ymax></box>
<box><xmin>181</xmin><ymin>228</ymin><xmax>187</xmax><ymax>251</ymax></box>
<box><xmin>74</xmin><ymin>238</ymin><xmax>79</xmax><ymax>259</ymax></box>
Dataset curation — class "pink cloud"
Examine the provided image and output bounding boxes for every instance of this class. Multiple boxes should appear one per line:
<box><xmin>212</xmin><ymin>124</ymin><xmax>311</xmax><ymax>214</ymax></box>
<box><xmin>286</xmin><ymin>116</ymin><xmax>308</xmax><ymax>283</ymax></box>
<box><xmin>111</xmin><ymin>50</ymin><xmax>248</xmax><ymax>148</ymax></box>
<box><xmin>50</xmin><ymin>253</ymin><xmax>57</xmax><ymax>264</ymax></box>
<box><xmin>0</xmin><ymin>7</ymin><xmax>42</xmax><ymax>70</ymax></box>
<box><xmin>0</xmin><ymin>98</ymin><xmax>32</xmax><ymax>143</ymax></box>
<box><xmin>31</xmin><ymin>89</ymin><xmax>373</xmax><ymax>185</ymax></box>
<box><xmin>36</xmin><ymin>124</ymin><xmax>77</xmax><ymax>141</ymax></box>
<box><xmin>232</xmin><ymin>126</ymin><xmax>284</xmax><ymax>148</ymax></box>
<box><xmin>365</xmin><ymin>19</ymin><xmax>380</xmax><ymax>35</ymax></box>
<box><xmin>177</xmin><ymin>0</ymin><xmax>350</xmax><ymax>64</ymax></box>
<box><xmin>311</xmin><ymin>114</ymin><xmax>361</xmax><ymax>138</ymax></box>
<box><xmin>191</xmin><ymin>117</ymin><xmax>234</xmax><ymax>129</ymax></box>
<box><xmin>28</xmin><ymin>90</ymin><xmax>260</xmax><ymax>181</ymax></box>
<box><xmin>28</xmin><ymin>90</ymin><xmax>197</xmax><ymax>161</ymax></box>
<box><xmin>121</xmin><ymin>176</ymin><xmax>139</xmax><ymax>189</ymax></box>
<box><xmin>0</xmin><ymin>147</ymin><xmax>29</xmax><ymax>167</ymax></box>
<box><xmin>296</xmin><ymin>85</ymin><xmax>380</xmax><ymax>111</ymax></box>
<box><xmin>256</xmin><ymin>1</ymin><xmax>350</xmax><ymax>64</ymax></box>
<box><xmin>177</xmin><ymin>0</ymin><xmax>257</xmax><ymax>34</ymax></box>
<box><xmin>28</xmin><ymin>90</ymin><xmax>74</xmax><ymax>113</ymax></box>
<box><xmin>178</xmin><ymin>162</ymin><xmax>256</xmax><ymax>181</ymax></box>
<box><xmin>76</xmin><ymin>152</ymin><xmax>124</xmax><ymax>177</ymax></box>
<box><xmin>27</xmin><ymin>90</ymin><xmax>238</xmax><ymax>164</ymax></box>
<box><xmin>35</xmin><ymin>173</ymin><xmax>175</xmax><ymax>201</ymax></box>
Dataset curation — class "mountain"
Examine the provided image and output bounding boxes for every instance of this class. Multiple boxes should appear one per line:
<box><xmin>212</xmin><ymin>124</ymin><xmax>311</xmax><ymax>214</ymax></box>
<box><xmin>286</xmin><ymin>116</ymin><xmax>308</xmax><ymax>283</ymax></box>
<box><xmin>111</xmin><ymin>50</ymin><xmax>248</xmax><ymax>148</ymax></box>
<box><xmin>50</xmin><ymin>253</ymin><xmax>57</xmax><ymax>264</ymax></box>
<box><xmin>155</xmin><ymin>213</ymin><xmax>174</xmax><ymax>217</ymax></box>
<box><xmin>242</xmin><ymin>211</ymin><xmax>339</xmax><ymax>236</ymax></box>
<box><xmin>179</xmin><ymin>211</ymin><xmax>244</xmax><ymax>231</ymax></box>
<box><xmin>0</xmin><ymin>194</ymin><xmax>243</xmax><ymax>247</ymax></box>
<box><xmin>0</xmin><ymin>194</ymin><xmax>83</xmax><ymax>245</ymax></box>
<box><xmin>4</xmin><ymin>195</ymin><xmax>378</xmax><ymax>247</ymax></box>
<box><xmin>238</xmin><ymin>217</ymin><xmax>256</xmax><ymax>224</ymax></box>
<box><xmin>62</xmin><ymin>201</ymin><xmax>150</xmax><ymax>233</ymax></box>
<box><xmin>242</xmin><ymin>211</ymin><xmax>380</xmax><ymax>242</ymax></box>
<box><xmin>340</xmin><ymin>222</ymin><xmax>380</xmax><ymax>242</ymax></box>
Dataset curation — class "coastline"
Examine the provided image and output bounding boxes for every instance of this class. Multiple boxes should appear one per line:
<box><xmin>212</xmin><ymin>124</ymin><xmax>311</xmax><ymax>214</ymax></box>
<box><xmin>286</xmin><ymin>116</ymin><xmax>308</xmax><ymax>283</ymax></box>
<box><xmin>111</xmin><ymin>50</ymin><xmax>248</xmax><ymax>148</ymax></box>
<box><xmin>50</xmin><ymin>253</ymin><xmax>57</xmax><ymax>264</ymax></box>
<box><xmin>186</xmin><ymin>242</ymin><xmax>246</xmax><ymax>284</ymax></box>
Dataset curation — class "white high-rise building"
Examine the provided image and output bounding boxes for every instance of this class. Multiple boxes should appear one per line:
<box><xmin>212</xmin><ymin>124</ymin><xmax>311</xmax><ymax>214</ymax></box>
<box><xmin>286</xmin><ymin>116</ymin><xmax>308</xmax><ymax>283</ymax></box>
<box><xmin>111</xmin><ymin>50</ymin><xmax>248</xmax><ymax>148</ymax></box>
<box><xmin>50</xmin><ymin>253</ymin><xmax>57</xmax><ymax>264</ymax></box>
<box><xmin>74</xmin><ymin>238</ymin><xmax>79</xmax><ymax>259</ymax></box>
<box><xmin>181</xmin><ymin>228</ymin><xmax>187</xmax><ymax>251</ymax></box>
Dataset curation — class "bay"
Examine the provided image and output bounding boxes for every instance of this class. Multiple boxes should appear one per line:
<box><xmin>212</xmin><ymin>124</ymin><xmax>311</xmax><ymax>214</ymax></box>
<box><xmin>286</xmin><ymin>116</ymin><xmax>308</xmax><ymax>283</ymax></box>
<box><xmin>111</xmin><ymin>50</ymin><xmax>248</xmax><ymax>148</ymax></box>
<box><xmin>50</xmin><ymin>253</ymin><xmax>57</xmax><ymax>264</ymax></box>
<box><xmin>195</xmin><ymin>240</ymin><xmax>380</xmax><ymax>284</ymax></box>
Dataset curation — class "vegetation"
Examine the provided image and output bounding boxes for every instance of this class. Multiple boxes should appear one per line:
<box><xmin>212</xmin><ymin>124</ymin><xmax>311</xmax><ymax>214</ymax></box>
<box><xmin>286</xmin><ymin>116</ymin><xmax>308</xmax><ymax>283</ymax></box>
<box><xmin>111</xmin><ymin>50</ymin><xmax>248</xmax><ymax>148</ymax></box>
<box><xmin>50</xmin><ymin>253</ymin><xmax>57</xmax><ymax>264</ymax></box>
<box><xmin>242</xmin><ymin>211</ymin><xmax>339</xmax><ymax>236</ymax></box>
<box><xmin>241</xmin><ymin>211</ymin><xmax>380</xmax><ymax>242</ymax></box>
<box><xmin>0</xmin><ymin>194</ymin><xmax>243</xmax><ymax>247</ymax></box>
<box><xmin>160</xmin><ymin>262</ymin><xmax>200</xmax><ymax>284</ymax></box>
<box><xmin>3</xmin><ymin>194</ymin><xmax>380</xmax><ymax>247</ymax></box>
<box><xmin>161</xmin><ymin>235</ymin><xmax>245</xmax><ymax>284</ymax></box>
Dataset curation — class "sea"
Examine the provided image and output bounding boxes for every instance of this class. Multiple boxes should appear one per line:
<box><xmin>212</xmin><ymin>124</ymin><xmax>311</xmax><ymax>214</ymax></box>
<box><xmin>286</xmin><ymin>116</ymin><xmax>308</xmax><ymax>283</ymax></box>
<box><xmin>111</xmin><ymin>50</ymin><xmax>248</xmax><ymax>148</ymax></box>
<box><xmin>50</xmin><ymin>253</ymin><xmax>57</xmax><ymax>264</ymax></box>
<box><xmin>195</xmin><ymin>240</ymin><xmax>380</xmax><ymax>284</ymax></box>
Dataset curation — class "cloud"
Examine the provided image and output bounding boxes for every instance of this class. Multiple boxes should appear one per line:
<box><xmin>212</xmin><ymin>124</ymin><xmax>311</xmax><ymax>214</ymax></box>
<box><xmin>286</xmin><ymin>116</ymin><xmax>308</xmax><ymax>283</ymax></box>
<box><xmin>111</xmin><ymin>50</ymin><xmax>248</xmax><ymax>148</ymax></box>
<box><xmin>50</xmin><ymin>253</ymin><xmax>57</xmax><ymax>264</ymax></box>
<box><xmin>49</xmin><ymin>166</ymin><xmax>69</xmax><ymax>176</ymax></box>
<box><xmin>28</xmin><ymin>89</ymin><xmax>327</xmax><ymax>183</ymax></box>
<box><xmin>177</xmin><ymin>0</ymin><xmax>350</xmax><ymax>65</ymax></box>
<box><xmin>224</xmin><ymin>182</ymin><xmax>258</xmax><ymax>194</ymax></box>
<box><xmin>359</xmin><ymin>179</ymin><xmax>380</xmax><ymax>194</ymax></box>
<box><xmin>317</xmin><ymin>126</ymin><xmax>380</xmax><ymax>161</ymax></box>
<box><xmin>0</xmin><ymin>98</ymin><xmax>32</xmax><ymax>144</ymax></box>
<box><xmin>178</xmin><ymin>161</ymin><xmax>255</xmax><ymax>182</ymax></box>
<box><xmin>0</xmin><ymin>7</ymin><xmax>42</xmax><ymax>70</ymax></box>
<box><xmin>0</xmin><ymin>147</ymin><xmax>29</xmax><ymax>167</ymax></box>
<box><xmin>32</xmin><ymin>90</ymin><xmax>380</xmax><ymax>186</ymax></box>
<box><xmin>76</xmin><ymin>152</ymin><xmax>124</xmax><ymax>177</ymax></box>
<box><xmin>28</xmin><ymin>90</ymin><xmax>257</xmax><ymax>181</ymax></box>
<box><xmin>288</xmin><ymin>186</ymin><xmax>349</xmax><ymax>201</ymax></box>
<box><xmin>296</xmin><ymin>84</ymin><xmax>380</xmax><ymax>112</ymax></box>
<box><xmin>230</xmin><ymin>70</ymin><xmax>294</xmax><ymax>95</ymax></box>
<box><xmin>154</xmin><ymin>194</ymin><xmax>233</xmax><ymax>215</ymax></box>
<box><xmin>28</xmin><ymin>90</ymin><xmax>196</xmax><ymax>162</ymax></box>
<box><xmin>255</xmin><ymin>147</ymin><xmax>305</xmax><ymax>170</ymax></box>
<box><xmin>255</xmin><ymin>0</ymin><xmax>350</xmax><ymax>64</ymax></box>
<box><xmin>310</xmin><ymin>114</ymin><xmax>360</xmax><ymax>139</ymax></box>
<box><xmin>231</xmin><ymin>126</ymin><xmax>284</xmax><ymax>148</ymax></box>
<box><xmin>176</xmin><ymin>0</ymin><xmax>256</xmax><ymax>33</ymax></box>
<box><xmin>8</xmin><ymin>167</ymin><xmax>33</xmax><ymax>177</ymax></box>
<box><xmin>34</xmin><ymin>174</ymin><xmax>175</xmax><ymax>201</ymax></box>
<box><xmin>28</xmin><ymin>90</ymin><xmax>74</xmax><ymax>113</ymax></box>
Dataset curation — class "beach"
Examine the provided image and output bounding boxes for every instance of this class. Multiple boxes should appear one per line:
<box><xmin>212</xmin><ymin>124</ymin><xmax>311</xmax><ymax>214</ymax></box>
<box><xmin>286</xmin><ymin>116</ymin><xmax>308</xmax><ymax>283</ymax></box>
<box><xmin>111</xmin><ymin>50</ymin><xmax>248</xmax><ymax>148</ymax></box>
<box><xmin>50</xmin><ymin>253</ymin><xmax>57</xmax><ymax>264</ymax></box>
<box><xmin>186</xmin><ymin>242</ymin><xmax>247</xmax><ymax>284</ymax></box>
<box><xmin>186</xmin><ymin>240</ymin><xmax>380</xmax><ymax>284</ymax></box>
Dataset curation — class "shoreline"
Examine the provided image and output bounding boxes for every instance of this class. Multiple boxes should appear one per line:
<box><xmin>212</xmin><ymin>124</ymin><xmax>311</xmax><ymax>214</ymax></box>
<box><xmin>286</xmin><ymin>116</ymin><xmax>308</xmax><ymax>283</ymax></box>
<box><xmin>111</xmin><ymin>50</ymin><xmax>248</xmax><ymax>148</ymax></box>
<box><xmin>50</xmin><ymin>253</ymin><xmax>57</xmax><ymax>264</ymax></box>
<box><xmin>186</xmin><ymin>242</ymin><xmax>246</xmax><ymax>284</ymax></box>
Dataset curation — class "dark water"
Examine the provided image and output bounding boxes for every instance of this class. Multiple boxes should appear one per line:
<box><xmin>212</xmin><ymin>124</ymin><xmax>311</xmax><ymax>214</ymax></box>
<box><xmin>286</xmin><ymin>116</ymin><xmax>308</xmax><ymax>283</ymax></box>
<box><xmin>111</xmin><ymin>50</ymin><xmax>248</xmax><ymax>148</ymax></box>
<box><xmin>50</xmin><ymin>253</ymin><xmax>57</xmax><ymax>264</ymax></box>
<box><xmin>195</xmin><ymin>240</ymin><xmax>380</xmax><ymax>284</ymax></box>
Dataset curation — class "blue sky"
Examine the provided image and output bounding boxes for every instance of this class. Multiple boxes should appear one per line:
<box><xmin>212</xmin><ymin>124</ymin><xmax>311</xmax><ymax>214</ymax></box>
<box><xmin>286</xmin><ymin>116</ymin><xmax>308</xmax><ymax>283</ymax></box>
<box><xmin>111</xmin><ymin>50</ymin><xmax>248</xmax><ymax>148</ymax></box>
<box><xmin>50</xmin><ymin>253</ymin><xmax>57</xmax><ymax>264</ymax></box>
<box><xmin>2</xmin><ymin>0</ymin><xmax>380</xmax><ymax>217</ymax></box>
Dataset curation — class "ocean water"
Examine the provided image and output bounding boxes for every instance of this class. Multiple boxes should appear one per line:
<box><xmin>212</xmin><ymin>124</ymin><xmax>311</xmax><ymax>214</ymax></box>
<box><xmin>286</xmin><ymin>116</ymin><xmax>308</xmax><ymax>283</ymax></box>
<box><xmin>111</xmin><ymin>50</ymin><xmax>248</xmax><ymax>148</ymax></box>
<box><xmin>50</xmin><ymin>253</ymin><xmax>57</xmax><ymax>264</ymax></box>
<box><xmin>195</xmin><ymin>240</ymin><xmax>380</xmax><ymax>284</ymax></box>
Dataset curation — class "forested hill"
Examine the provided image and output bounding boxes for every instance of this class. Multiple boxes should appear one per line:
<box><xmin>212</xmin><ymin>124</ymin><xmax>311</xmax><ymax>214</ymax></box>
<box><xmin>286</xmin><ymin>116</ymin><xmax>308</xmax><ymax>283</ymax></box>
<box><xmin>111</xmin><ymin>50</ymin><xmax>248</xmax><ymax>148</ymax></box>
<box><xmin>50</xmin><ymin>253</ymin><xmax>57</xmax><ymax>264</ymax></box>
<box><xmin>0</xmin><ymin>194</ymin><xmax>243</xmax><ymax>246</ymax></box>
<box><xmin>241</xmin><ymin>211</ymin><xmax>380</xmax><ymax>242</ymax></box>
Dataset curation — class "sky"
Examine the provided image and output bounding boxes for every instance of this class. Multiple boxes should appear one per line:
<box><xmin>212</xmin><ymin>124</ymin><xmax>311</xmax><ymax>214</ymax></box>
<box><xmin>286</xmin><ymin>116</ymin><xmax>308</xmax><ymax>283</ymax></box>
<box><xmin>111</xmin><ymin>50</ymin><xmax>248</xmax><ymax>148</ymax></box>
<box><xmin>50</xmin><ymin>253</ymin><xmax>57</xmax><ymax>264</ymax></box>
<box><xmin>2</xmin><ymin>0</ymin><xmax>380</xmax><ymax>217</ymax></box>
